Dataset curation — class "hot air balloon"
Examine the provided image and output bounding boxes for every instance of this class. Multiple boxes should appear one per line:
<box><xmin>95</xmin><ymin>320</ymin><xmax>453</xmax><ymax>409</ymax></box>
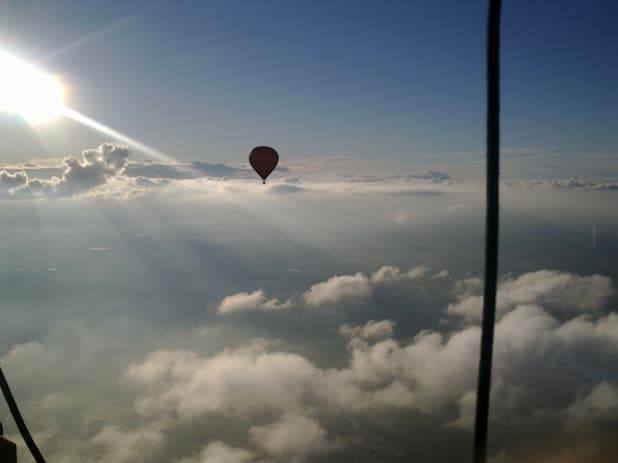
<box><xmin>249</xmin><ymin>146</ymin><xmax>278</xmax><ymax>184</ymax></box>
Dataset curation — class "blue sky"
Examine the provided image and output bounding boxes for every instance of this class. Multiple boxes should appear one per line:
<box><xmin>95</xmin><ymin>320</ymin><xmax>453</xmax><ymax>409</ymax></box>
<box><xmin>0</xmin><ymin>0</ymin><xmax>616</xmax><ymax>165</ymax></box>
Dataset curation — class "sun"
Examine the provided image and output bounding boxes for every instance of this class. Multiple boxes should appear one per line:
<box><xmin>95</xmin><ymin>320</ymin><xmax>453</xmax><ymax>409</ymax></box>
<box><xmin>0</xmin><ymin>50</ymin><xmax>65</xmax><ymax>124</ymax></box>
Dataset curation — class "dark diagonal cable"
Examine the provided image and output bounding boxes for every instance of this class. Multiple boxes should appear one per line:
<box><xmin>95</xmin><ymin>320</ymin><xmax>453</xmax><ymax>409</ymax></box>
<box><xmin>0</xmin><ymin>367</ymin><xmax>47</xmax><ymax>462</ymax></box>
<box><xmin>474</xmin><ymin>1</ymin><xmax>502</xmax><ymax>463</ymax></box>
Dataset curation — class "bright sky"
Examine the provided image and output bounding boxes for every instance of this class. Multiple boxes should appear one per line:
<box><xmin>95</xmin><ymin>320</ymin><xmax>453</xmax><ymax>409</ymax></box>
<box><xmin>0</xmin><ymin>0</ymin><xmax>616</xmax><ymax>165</ymax></box>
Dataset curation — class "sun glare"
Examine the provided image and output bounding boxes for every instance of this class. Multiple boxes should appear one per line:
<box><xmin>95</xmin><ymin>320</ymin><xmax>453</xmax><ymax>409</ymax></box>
<box><xmin>0</xmin><ymin>50</ymin><xmax>65</xmax><ymax>124</ymax></box>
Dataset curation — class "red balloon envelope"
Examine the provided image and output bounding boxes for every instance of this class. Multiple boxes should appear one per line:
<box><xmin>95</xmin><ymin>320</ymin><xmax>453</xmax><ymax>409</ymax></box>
<box><xmin>249</xmin><ymin>146</ymin><xmax>279</xmax><ymax>183</ymax></box>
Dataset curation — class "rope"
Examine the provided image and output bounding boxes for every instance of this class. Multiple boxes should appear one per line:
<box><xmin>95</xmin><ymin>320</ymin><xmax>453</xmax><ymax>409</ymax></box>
<box><xmin>473</xmin><ymin>1</ymin><xmax>502</xmax><ymax>462</ymax></box>
<box><xmin>0</xmin><ymin>367</ymin><xmax>47</xmax><ymax>462</ymax></box>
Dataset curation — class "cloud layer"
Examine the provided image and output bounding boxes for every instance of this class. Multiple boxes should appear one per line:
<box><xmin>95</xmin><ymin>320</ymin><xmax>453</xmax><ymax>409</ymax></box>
<box><xmin>0</xmin><ymin>265</ymin><xmax>615</xmax><ymax>462</ymax></box>
<box><xmin>448</xmin><ymin>270</ymin><xmax>613</xmax><ymax>321</ymax></box>
<box><xmin>216</xmin><ymin>265</ymin><xmax>438</xmax><ymax>314</ymax></box>
<box><xmin>0</xmin><ymin>144</ymin><xmax>464</xmax><ymax>200</ymax></box>
<box><xmin>98</xmin><ymin>267</ymin><xmax>617</xmax><ymax>462</ymax></box>
<box><xmin>0</xmin><ymin>142</ymin><xmax>159</xmax><ymax>198</ymax></box>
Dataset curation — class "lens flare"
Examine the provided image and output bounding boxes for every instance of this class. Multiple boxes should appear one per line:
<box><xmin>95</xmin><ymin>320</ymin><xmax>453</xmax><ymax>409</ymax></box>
<box><xmin>0</xmin><ymin>51</ymin><xmax>64</xmax><ymax>124</ymax></box>
<box><xmin>0</xmin><ymin>50</ymin><xmax>175</xmax><ymax>163</ymax></box>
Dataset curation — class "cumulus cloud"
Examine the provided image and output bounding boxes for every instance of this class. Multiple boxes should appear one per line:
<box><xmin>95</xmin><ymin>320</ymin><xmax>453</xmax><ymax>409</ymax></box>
<box><xmin>122</xmin><ymin>264</ymin><xmax>618</xmax><ymax>463</ymax></box>
<box><xmin>0</xmin><ymin>143</ymin><xmax>260</xmax><ymax>199</ymax></box>
<box><xmin>124</xmin><ymin>319</ymin><xmax>481</xmax><ymax>422</ymax></box>
<box><xmin>126</xmin><ymin>305</ymin><xmax>618</xmax><ymax>438</ymax></box>
<box><xmin>0</xmin><ymin>144</ymin><xmax>466</xmax><ymax>200</ymax></box>
<box><xmin>450</xmin><ymin>306</ymin><xmax>618</xmax><ymax>429</ymax></box>
<box><xmin>4</xmin><ymin>267</ymin><xmax>616</xmax><ymax>463</ymax></box>
<box><xmin>125</xmin><ymin>341</ymin><xmax>320</xmax><ymax>420</ymax></box>
<box><xmin>50</xmin><ymin>142</ymin><xmax>131</xmax><ymax>196</ymax></box>
<box><xmin>302</xmin><ymin>272</ymin><xmax>372</xmax><ymax>306</ymax></box>
<box><xmin>555</xmin><ymin>312</ymin><xmax>618</xmax><ymax>353</ymax></box>
<box><xmin>217</xmin><ymin>290</ymin><xmax>294</xmax><ymax>315</ymax></box>
<box><xmin>447</xmin><ymin>270</ymin><xmax>613</xmax><ymax>321</ymax></box>
<box><xmin>91</xmin><ymin>423</ymin><xmax>165</xmax><ymax>463</ymax></box>
<box><xmin>0</xmin><ymin>142</ymin><xmax>143</xmax><ymax>198</ymax></box>
<box><xmin>369</xmin><ymin>265</ymin><xmax>429</xmax><ymax>284</ymax></box>
<box><xmin>299</xmin><ymin>264</ymin><xmax>431</xmax><ymax>305</ymax></box>
<box><xmin>217</xmin><ymin>265</ymin><xmax>439</xmax><ymax>314</ymax></box>
<box><xmin>178</xmin><ymin>442</ymin><xmax>254</xmax><ymax>463</ymax></box>
<box><xmin>0</xmin><ymin>170</ymin><xmax>28</xmax><ymax>189</ymax></box>
<box><xmin>249</xmin><ymin>413</ymin><xmax>328</xmax><ymax>461</ymax></box>
<box><xmin>431</xmin><ymin>269</ymin><xmax>450</xmax><ymax>279</ymax></box>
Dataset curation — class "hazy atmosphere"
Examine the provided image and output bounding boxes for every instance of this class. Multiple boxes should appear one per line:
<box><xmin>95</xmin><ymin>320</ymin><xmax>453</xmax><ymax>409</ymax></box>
<box><xmin>0</xmin><ymin>1</ymin><xmax>617</xmax><ymax>462</ymax></box>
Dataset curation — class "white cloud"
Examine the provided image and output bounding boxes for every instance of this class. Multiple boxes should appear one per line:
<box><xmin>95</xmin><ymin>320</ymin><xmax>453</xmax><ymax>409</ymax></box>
<box><xmin>0</xmin><ymin>170</ymin><xmax>28</xmax><ymax>189</ymax></box>
<box><xmin>1</xmin><ymin>342</ymin><xmax>58</xmax><ymax>379</ymax></box>
<box><xmin>556</xmin><ymin>312</ymin><xmax>618</xmax><ymax>350</ymax></box>
<box><xmin>450</xmin><ymin>306</ymin><xmax>618</xmax><ymax>430</ymax></box>
<box><xmin>217</xmin><ymin>290</ymin><xmax>294</xmax><ymax>315</ymax></box>
<box><xmin>124</xmin><ymin>322</ymin><xmax>482</xmax><ymax>422</ymax></box>
<box><xmin>178</xmin><ymin>442</ymin><xmax>254</xmax><ymax>463</ymax></box>
<box><xmin>369</xmin><ymin>265</ymin><xmax>429</xmax><ymax>284</ymax></box>
<box><xmin>216</xmin><ymin>265</ymin><xmax>435</xmax><ymax>314</ymax></box>
<box><xmin>431</xmin><ymin>269</ymin><xmax>450</xmax><ymax>279</ymax></box>
<box><xmin>91</xmin><ymin>423</ymin><xmax>165</xmax><ymax>463</ymax></box>
<box><xmin>126</xmin><ymin>296</ymin><xmax>618</xmax><ymax>448</ymax></box>
<box><xmin>0</xmin><ymin>143</ymin><xmax>468</xmax><ymax>200</ymax></box>
<box><xmin>249</xmin><ymin>413</ymin><xmax>328</xmax><ymax>461</ymax></box>
<box><xmin>7</xmin><ymin>266</ymin><xmax>615</xmax><ymax>463</ymax></box>
<box><xmin>302</xmin><ymin>272</ymin><xmax>371</xmax><ymax>306</ymax></box>
<box><xmin>447</xmin><ymin>270</ymin><xmax>613</xmax><ymax>321</ymax></box>
<box><xmin>125</xmin><ymin>341</ymin><xmax>320</xmax><ymax>420</ymax></box>
<box><xmin>0</xmin><ymin>142</ymin><xmax>141</xmax><ymax>198</ymax></box>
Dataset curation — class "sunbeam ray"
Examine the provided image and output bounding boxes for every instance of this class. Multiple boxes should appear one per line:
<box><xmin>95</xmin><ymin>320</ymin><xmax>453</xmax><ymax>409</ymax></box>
<box><xmin>60</xmin><ymin>106</ymin><xmax>175</xmax><ymax>163</ymax></box>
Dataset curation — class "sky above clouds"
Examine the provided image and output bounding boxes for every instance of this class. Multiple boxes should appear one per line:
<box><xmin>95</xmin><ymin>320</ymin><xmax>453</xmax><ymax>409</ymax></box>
<box><xmin>0</xmin><ymin>0</ymin><xmax>617</xmax><ymax>171</ymax></box>
<box><xmin>0</xmin><ymin>1</ymin><xmax>617</xmax><ymax>462</ymax></box>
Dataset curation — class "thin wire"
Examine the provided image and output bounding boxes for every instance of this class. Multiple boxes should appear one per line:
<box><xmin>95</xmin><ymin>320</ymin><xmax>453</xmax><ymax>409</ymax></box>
<box><xmin>0</xmin><ymin>367</ymin><xmax>47</xmax><ymax>463</ymax></box>
<box><xmin>473</xmin><ymin>1</ymin><xmax>502</xmax><ymax>463</ymax></box>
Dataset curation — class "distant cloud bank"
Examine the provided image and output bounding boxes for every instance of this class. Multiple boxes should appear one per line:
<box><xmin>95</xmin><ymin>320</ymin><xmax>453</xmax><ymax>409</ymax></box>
<box><xmin>1</xmin><ymin>142</ymin><xmax>617</xmax><ymax>200</ymax></box>
<box><xmin>506</xmin><ymin>177</ymin><xmax>618</xmax><ymax>191</ymax></box>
